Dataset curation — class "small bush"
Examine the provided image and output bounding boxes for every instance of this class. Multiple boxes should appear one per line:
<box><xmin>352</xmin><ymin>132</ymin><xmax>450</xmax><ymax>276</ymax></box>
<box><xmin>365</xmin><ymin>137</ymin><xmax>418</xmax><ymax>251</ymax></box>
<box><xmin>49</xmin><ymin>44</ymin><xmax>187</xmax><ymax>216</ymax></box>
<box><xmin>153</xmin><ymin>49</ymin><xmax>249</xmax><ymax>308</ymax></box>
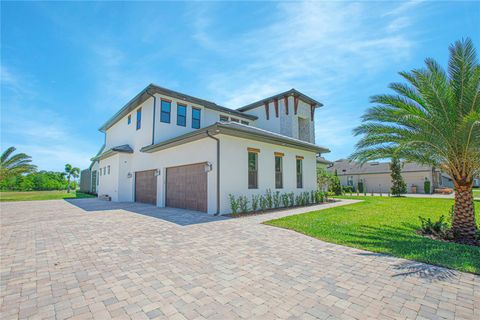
<box><xmin>310</xmin><ymin>191</ymin><xmax>316</xmax><ymax>204</ymax></box>
<box><xmin>288</xmin><ymin>193</ymin><xmax>295</xmax><ymax>207</ymax></box>
<box><xmin>357</xmin><ymin>181</ymin><xmax>364</xmax><ymax>193</ymax></box>
<box><xmin>265</xmin><ymin>189</ymin><xmax>273</xmax><ymax>209</ymax></box>
<box><xmin>424</xmin><ymin>180</ymin><xmax>431</xmax><ymax>194</ymax></box>
<box><xmin>251</xmin><ymin>195</ymin><xmax>259</xmax><ymax>212</ymax></box>
<box><xmin>303</xmin><ymin>192</ymin><xmax>310</xmax><ymax>205</ymax></box>
<box><xmin>229</xmin><ymin>194</ymin><xmax>239</xmax><ymax>215</ymax></box>
<box><xmin>315</xmin><ymin>191</ymin><xmax>324</xmax><ymax>203</ymax></box>
<box><xmin>273</xmin><ymin>191</ymin><xmax>281</xmax><ymax>208</ymax></box>
<box><xmin>259</xmin><ymin>195</ymin><xmax>268</xmax><ymax>212</ymax></box>
<box><xmin>238</xmin><ymin>196</ymin><xmax>249</xmax><ymax>213</ymax></box>
<box><xmin>342</xmin><ymin>186</ymin><xmax>354</xmax><ymax>193</ymax></box>
<box><xmin>419</xmin><ymin>215</ymin><xmax>450</xmax><ymax>238</ymax></box>
<box><xmin>281</xmin><ymin>193</ymin><xmax>290</xmax><ymax>208</ymax></box>
<box><xmin>295</xmin><ymin>194</ymin><xmax>302</xmax><ymax>206</ymax></box>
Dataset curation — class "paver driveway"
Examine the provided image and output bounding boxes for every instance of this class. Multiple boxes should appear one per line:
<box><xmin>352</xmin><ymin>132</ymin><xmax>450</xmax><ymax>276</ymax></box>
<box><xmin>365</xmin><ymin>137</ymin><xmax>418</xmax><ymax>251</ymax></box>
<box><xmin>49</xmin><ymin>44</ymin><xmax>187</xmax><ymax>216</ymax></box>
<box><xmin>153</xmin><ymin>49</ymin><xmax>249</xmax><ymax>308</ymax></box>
<box><xmin>1</xmin><ymin>199</ymin><xmax>478</xmax><ymax>320</ymax></box>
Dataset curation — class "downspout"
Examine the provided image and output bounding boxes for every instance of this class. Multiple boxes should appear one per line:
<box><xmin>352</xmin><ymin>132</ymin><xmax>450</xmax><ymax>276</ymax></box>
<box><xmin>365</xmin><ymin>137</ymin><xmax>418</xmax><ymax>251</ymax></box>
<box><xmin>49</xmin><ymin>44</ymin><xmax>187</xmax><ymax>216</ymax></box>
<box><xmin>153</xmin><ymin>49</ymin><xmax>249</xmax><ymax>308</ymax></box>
<box><xmin>145</xmin><ymin>90</ymin><xmax>157</xmax><ymax>145</ymax></box>
<box><xmin>206</xmin><ymin>130</ymin><xmax>220</xmax><ymax>215</ymax></box>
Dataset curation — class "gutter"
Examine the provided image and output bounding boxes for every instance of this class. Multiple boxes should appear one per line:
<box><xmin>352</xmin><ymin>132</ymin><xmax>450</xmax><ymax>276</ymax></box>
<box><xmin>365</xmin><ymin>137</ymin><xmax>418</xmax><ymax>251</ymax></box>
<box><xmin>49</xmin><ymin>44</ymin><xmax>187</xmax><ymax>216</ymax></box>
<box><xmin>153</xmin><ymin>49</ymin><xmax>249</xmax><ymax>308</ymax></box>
<box><xmin>206</xmin><ymin>130</ymin><xmax>220</xmax><ymax>215</ymax></box>
<box><xmin>145</xmin><ymin>90</ymin><xmax>157</xmax><ymax>145</ymax></box>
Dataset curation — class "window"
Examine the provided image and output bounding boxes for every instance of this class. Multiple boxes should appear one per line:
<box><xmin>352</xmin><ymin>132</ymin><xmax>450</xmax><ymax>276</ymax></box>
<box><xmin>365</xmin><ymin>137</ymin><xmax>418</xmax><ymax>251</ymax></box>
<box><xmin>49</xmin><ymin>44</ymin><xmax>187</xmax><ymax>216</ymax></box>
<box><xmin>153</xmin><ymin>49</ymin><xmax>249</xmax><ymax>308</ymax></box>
<box><xmin>107</xmin><ymin>165</ymin><xmax>110</xmax><ymax>175</ymax></box>
<box><xmin>347</xmin><ymin>176</ymin><xmax>353</xmax><ymax>186</ymax></box>
<box><xmin>275</xmin><ymin>155</ymin><xmax>283</xmax><ymax>189</ymax></box>
<box><xmin>99</xmin><ymin>169</ymin><xmax>102</xmax><ymax>176</ymax></box>
<box><xmin>136</xmin><ymin>108</ymin><xmax>142</xmax><ymax>130</ymax></box>
<box><xmin>219</xmin><ymin>115</ymin><xmax>229</xmax><ymax>122</ymax></box>
<box><xmin>296</xmin><ymin>158</ymin><xmax>303</xmax><ymax>188</ymax></box>
<box><xmin>160</xmin><ymin>100</ymin><xmax>171</xmax><ymax>123</ymax></box>
<box><xmin>192</xmin><ymin>108</ymin><xmax>201</xmax><ymax>129</ymax></box>
<box><xmin>241</xmin><ymin>120</ymin><xmax>249</xmax><ymax>125</ymax></box>
<box><xmin>248</xmin><ymin>151</ymin><xmax>258</xmax><ymax>189</ymax></box>
<box><xmin>177</xmin><ymin>104</ymin><xmax>186</xmax><ymax>126</ymax></box>
<box><xmin>127</xmin><ymin>115</ymin><xmax>131</xmax><ymax>125</ymax></box>
<box><xmin>230</xmin><ymin>118</ymin><xmax>239</xmax><ymax>123</ymax></box>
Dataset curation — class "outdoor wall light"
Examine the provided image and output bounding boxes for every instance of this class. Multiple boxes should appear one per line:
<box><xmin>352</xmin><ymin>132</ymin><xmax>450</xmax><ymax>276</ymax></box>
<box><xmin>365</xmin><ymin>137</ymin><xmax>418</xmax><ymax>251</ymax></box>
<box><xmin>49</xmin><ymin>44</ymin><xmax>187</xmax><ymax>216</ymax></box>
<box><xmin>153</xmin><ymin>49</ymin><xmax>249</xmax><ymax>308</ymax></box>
<box><xmin>204</xmin><ymin>162</ymin><xmax>213</xmax><ymax>172</ymax></box>
<box><xmin>154</xmin><ymin>169</ymin><xmax>161</xmax><ymax>176</ymax></box>
<box><xmin>127</xmin><ymin>172</ymin><xmax>132</xmax><ymax>178</ymax></box>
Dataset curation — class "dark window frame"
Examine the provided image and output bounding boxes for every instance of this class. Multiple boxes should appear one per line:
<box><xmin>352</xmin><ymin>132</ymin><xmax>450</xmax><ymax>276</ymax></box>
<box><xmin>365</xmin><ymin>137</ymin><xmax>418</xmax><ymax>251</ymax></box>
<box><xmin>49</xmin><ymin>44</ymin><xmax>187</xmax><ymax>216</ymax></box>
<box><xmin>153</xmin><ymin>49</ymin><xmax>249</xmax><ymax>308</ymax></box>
<box><xmin>248</xmin><ymin>152</ymin><xmax>258</xmax><ymax>189</ymax></box>
<box><xmin>219</xmin><ymin>115</ymin><xmax>229</xmax><ymax>122</ymax></box>
<box><xmin>230</xmin><ymin>117</ymin><xmax>240</xmax><ymax>123</ymax></box>
<box><xmin>192</xmin><ymin>107</ymin><xmax>201</xmax><ymax>129</ymax></box>
<box><xmin>136</xmin><ymin>108</ymin><xmax>142</xmax><ymax>130</ymax></box>
<box><xmin>240</xmin><ymin>120</ymin><xmax>249</xmax><ymax>125</ymax></box>
<box><xmin>127</xmin><ymin>114</ymin><xmax>131</xmax><ymax>125</ymax></box>
<box><xmin>177</xmin><ymin>103</ymin><xmax>187</xmax><ymax>127</ymax></box>
<box><xmin>296</xmin><ymin>158</ymin><xmax>303</xmax><ymax>188</ymax></box>
<box><xmin>275</xmin><ymin>155</ymin><xmax>283</xmax><ymax>189</ymax></box>
<box><xmin>160</xmin><ymin>99</ymin><xmax>171</xmax><ymax>123</ymax></box>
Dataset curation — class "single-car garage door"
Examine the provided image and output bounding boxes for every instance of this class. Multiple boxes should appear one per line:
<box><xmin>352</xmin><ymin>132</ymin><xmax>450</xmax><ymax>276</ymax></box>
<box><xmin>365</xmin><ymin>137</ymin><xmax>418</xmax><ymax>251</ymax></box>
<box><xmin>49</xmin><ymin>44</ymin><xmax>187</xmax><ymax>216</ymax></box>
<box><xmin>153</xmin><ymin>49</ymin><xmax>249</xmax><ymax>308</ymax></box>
<box><xmin>135</xmin><ymin>170</ymin><xmax>157</xmax><ymax>205</ymax></box>
<box><xmin>166</xmin><ymin>163</ymin><xmax>207</xmax><ymax>212</ymax></box>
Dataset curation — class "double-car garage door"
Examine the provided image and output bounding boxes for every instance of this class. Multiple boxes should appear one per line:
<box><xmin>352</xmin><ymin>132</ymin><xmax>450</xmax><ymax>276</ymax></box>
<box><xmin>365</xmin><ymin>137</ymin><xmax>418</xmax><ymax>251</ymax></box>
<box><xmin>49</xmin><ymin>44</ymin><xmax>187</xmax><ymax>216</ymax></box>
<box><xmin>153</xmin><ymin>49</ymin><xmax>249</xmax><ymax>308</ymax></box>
<box><xmin>135</xmin><ymin>163</ymin><xmax>207</xmax><ymax>212</ymax></box>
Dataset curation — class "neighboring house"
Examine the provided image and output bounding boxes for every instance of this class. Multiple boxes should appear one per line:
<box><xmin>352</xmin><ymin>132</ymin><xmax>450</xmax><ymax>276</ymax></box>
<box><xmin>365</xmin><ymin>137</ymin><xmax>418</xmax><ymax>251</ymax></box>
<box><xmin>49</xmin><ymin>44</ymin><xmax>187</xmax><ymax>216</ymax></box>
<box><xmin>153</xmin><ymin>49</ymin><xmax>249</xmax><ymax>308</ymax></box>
<box><xmin>474</xmin><ymin>177</ymin><xmax>480</xmax><ymax>188</ymax></box>
<box><xmin>316</xmin><ymin>156</ymin><xmax>333</xmax><ymax>170</ymax></box>
<box><xmin>328</xmin><ymin>159</ymin><xmax>454</xmax><ymax>194</ymax></box>
<box><xmin>83</xmin><ymin>84</ymin><xmax>329</xmax><ymax>214</ymax></box>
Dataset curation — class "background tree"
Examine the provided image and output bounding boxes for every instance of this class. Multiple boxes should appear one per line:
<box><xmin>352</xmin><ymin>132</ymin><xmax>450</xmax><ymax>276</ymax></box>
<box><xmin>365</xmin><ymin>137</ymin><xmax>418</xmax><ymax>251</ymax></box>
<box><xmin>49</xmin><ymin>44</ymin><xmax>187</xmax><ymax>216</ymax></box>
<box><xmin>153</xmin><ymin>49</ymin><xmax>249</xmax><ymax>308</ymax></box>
<box><xmin>64</xmin><ymin>164</ymin><xmax>80</xmax><ymax>193</ymax></box>
<box><xmin>329</xmin><ymin>169</ymin><xmax>343</xmax><ymax>195</ymax></box>
<box><xmin>350</xmin><ymin>38</ymin><xmax>479</xmax><ymax>245</ymax></box>
<box><xmin>390</xmin><ymin>157</ymin><xmax>407</xmax><ymax>196</ymax></box>
<box><xmin>316</xmin><ymin>168</ymin><xmax>333</xmax><ymax>192</ymax></box>
<box><xmin>0</xmin><ymin>146</ymin><xmax>36</xmax><ymax>181</ymax></box>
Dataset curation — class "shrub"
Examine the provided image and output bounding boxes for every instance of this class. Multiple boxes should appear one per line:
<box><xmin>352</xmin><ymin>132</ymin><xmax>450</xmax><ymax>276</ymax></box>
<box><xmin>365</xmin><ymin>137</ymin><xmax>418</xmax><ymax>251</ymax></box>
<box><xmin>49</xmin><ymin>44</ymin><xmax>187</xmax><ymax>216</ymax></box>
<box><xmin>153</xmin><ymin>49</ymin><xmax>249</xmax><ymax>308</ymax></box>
<box><xmin>329</xmin><ymin>170</ymin><xmax>342</xmax><ymax>195</ymax></box>
<box><xmin>419</xmin><ymin>215</ymin><xmax>450</xmax><ymax>238</ymax></box>
<box><xmin>288</xmin><ymin>193</ymin><xmax>295</xmax><ymax>207</ymax></box>
<box><xmin>315</xmin><ymin>191</ymin><xmax>324</xmax><ymax>203</ymax></box>
<box><xmin>357</xmin><ymin>181</ymin><xmax>364</xmax><ymax>193</ymax></box>
<box><xmin>281</xmin><ymin>193</ymin><xmax>290</xmax><ymax>208</ymax></box>
<box><xmin>265</xmin><ymin>189</ymin><xmax>273</xmax><ymax>209</ymax></box>
<box><xmin>229</xmin><ymin>194</ymin><xmax>239</xmax><ymax>215</ymax></box>
<box><xmin>310</xmin><ymin>191</ymin><xmax>316</xmax><ymax>204</ymax></box>
<box><xmin>295</xmin><ymin>194</ymin><xmax>302</xmax><ymax>206</ymax></box>
<box><xmin>259</xmin><ymin>195</ymin><xmax>268</xmax><ymax>212</ymax></box>
<box><xmin>273</xmin><ymin>191</ymin><xmax>281</xmax><ymax>208</ymax></box>
<box><xmin>342</xmin><ymin>186</ymin><xmax>354</xmax><ymax>193</ymax></box>
<box><xmin>424</xmin><ymin>179</ymin><xmax>431</xmax><ymax>194</ymax></box>
<box><xmin>238</xmin><ymin>196</ymin><xmax>249</xmax><ymax>213</ymax></box>
<box><xmin>303</xmin><ymin>192</ymin><xmax>310</xmax><ymax>205</ymax></box>
<box><xmin>251</xmin><ymin>195</ymin><xmax>259</xmax><ymax>212</ymax></box>
<box><xmin>390</xmin><ymin>156</ymin><xmax>407</xmax><ymax>196</ymax></box>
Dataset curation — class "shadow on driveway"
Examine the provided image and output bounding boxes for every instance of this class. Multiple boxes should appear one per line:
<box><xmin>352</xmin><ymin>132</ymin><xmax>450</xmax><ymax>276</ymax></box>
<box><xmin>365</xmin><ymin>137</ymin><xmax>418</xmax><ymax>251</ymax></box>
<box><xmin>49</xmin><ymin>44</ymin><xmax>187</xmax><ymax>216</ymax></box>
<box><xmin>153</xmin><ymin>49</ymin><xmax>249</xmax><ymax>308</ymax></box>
<box><xmin>65</xmin><ymin>198</ymin><xmax>230</xmax><ymax>226</ymax></box>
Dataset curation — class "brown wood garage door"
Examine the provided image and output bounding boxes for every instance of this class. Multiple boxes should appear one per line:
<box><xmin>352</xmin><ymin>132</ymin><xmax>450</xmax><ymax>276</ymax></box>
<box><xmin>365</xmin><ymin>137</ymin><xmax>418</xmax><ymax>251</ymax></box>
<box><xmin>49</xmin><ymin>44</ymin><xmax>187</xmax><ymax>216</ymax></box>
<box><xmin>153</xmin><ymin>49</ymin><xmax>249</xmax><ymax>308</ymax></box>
<box><xmin>166</xmin><ymin>163</ymin><xmax>207</xmax><ymax>212</ymax></box>
<box><xmin>135</xmin><ymin>170</ymin><xmax>157</xmax><ymax>205</ymax></box>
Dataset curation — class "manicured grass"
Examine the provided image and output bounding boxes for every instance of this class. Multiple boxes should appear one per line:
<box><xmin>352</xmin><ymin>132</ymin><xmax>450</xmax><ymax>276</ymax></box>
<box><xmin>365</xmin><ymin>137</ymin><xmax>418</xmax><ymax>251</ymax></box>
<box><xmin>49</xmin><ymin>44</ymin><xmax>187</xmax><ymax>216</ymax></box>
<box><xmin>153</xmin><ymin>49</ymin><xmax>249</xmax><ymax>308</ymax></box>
<box><xmin>474</xmin><ymin>188</ymin><xmax>480</xmax><ymax>197</ymax></box>
<box><xmin>265</xmin><ymin>196</ymin><xmax>480</xmax><ymax>274</ymax></box>
<box><xmin>0</xmin><ymin>190</ymin><xmax>95</xmax><ymax>202</ymax></box>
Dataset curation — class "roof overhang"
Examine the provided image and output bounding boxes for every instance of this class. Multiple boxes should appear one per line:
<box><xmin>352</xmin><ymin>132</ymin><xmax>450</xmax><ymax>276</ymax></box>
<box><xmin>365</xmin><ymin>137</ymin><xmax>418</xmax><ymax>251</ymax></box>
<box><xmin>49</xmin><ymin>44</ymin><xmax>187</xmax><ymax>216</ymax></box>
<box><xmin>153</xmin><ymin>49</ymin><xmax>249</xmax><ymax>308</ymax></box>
<box><xmin>91</xmin><ymin>144</ymin><xmax>133</xmax><ymax>161</ymax></box>
<box><xmin>141</xmin><ymin>123</ymin><xmax>330</xmax><ymax>154</ymax></box>
<box><xmin>237</xmin><ymin>88</ymin><xmax>324</xmax><ymax>112</ymax></box>
<box><xmin>99</xmin><ymin>84</ymin><xmax>258</xmax><ymax>132</ymax></box>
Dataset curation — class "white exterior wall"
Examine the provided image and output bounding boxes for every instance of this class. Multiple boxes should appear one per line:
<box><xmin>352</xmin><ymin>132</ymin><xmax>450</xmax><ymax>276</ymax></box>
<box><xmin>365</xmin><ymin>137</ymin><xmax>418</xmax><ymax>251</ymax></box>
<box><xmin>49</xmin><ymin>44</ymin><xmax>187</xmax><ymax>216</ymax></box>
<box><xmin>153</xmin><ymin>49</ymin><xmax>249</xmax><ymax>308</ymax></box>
<box><xmin>97</xmin><ymin>155</ymin><xmax>120</xmax><ymax>201</ymax></box>
<box><xmin>104</xmin><ymin>93</ymin><xmax>254</xmax><ymax>153</ymax></box>
<box><xmin>219</xmin><ymin>134</ymin><xmax>317</xmax><ymax>214</ymax></box>
<box><xmin>244</xmin><ymin>97</ymin><xmax>315</xmax><ymax>143</ymax></box>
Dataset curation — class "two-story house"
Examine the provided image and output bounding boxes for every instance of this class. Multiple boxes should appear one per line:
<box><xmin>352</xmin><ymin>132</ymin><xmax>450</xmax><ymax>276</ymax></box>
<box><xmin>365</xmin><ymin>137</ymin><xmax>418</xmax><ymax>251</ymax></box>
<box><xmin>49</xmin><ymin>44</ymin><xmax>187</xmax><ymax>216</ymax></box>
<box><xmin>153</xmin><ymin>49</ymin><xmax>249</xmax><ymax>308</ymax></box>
<box><xmin>82</xmin><ymin>84</ymin><xmax>329</xmax><ymax>215</ymax></box>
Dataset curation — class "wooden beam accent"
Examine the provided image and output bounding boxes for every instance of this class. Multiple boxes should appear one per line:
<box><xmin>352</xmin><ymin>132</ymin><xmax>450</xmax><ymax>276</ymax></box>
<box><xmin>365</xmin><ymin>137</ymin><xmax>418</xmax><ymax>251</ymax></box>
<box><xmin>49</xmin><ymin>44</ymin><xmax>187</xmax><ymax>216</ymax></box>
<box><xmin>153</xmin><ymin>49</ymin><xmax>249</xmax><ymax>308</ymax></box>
<box><xmin>284</xmin><ymin>96</ymin><xmax>289</xmax><ymax>115</ymax></box>
<box><xmin>274</xmin><ymin>152</ymin><xmax>285</xmax><ymax>157</ymax></box>
<box><xmin>310</xmin><ymin>103</ymin><xmax>315</xmax><ymax>121</ymax></box>
<box><xmin>247</xmin><ymin>147</ymin><xmax>260</xmax><ymax>153</ymax></box>
<box><xmin>296</xmin><ymin>155</ymin><xmax>304</xmax><ymax>160</ymax></box>
<box><xmin>264</xmin><ymin>101</ymin><xmax>270</xmax><ymax>120</ymax></box>
<box><xmin>274</xmin><ymin>98</ymin><xmax>279</xmax><ymax>118</ymax></box>
<box><xmin>294</xmin><ymin>95</ymin><xmax>299</xmax><ymax>115</ymax></box>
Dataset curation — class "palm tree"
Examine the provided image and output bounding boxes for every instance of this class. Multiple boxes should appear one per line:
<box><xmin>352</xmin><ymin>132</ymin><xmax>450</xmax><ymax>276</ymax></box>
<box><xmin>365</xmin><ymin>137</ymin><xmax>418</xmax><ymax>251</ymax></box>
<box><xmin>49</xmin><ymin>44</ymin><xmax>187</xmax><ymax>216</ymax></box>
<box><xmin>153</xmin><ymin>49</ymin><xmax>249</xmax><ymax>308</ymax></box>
<box><xmin>64</xmin><ymin>164</ymin><xmax>80</xmax><ymax>193</ymax></box>
<box><xmin>350</xmin><ymin>38</ymin><xmax>479</xmax><ymax>245</ymax></box>
<box><xmin>0</xmin><ymin>147</ymin><xmax>36</xmax><ymax>180</ymax></box>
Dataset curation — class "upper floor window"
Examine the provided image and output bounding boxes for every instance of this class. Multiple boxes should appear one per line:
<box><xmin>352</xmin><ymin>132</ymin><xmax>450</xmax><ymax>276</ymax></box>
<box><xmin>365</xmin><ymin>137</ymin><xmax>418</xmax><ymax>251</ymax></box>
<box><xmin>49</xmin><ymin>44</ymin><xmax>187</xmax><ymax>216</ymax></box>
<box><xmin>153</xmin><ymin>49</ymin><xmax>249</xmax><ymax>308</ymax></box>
<box><xmin>240</xmin><ymin>120</ymin><xmax>249</xmax><ymax>125</ymax></box>
<box><xmin>219</xmin><ymin>115</ymin><xmax>229</xmax><ymax>122</ymax></box>
<box><xmin>107</xmin><ymin>165</ymin><xmax>111</xmax><ymax>175</ymax></box>
<box><xmin>230</xmin><ymin>118</ymin><xmax>239</xmax><ymax>123</ymax></box>
<box><xmin>296</xmin><ymin>158</ymin><xmax>303</xmax><ymax>188</ymax></box>
<box><xmin>275</xmin><ymin>153</ymin><xmax>283</xmax><ymax>189</ymax></box>
<box><xmin>136</xmin><ymin>108</ymin><xmax>142</xmax><ymax>130</ymax></box>
<box><xmin>248</xmin><ymin>149</ymin><xmax>259</xmax><ymax>189</ymax></box>
<box><xmin>161</xmin><ymin>100</ymin><xmax>171</xmax><ymax>123</ymax></box>
<box><xmin>347</xmin><ymin>176</ymin><xmax>353</xmax><ymax>186</ymax></box>
<box><xmin>127</xmin><ymin>115</ymin><xmax>131</xmax><ymax>125</ymax></box>
<box><xmin>177</xmin><ymin>104</ymin><xmax>187</xmax><ymax>127</ymax></box>
<box><xmin>192</xmin><ymin>108</ymin><xmax>201</xmax><ymax>129</ymax></box>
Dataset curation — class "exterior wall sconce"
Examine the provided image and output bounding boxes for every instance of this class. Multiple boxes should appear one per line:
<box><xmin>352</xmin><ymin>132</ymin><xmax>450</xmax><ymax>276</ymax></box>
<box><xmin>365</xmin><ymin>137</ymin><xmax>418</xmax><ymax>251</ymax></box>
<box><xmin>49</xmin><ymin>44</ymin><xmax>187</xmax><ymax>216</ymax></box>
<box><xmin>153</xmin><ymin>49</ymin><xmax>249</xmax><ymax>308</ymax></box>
<box><xmin>127</xmin><ymin>172</ymin><xmax>133</xmax><ymax>178</ymax></box>
<box><xmin>204</xmin><ymin>162</ymin><xmax>213</xmax><ymax>173</ymax></box>
<box><xmin>154</xmin><ymin>169</ymin><xmax>161</xmax><ymax>176</ymax></box>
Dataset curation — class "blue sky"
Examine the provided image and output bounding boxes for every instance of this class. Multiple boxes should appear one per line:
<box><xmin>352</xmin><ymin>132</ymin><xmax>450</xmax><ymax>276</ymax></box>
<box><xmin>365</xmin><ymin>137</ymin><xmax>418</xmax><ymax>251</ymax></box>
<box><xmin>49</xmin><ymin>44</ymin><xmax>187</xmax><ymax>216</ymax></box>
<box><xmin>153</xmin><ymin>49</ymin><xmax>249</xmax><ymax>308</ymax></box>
<box><xmin>1</xmin><ymin>1</ymin><xmax>479</xmax><ymax>171</ymax></box>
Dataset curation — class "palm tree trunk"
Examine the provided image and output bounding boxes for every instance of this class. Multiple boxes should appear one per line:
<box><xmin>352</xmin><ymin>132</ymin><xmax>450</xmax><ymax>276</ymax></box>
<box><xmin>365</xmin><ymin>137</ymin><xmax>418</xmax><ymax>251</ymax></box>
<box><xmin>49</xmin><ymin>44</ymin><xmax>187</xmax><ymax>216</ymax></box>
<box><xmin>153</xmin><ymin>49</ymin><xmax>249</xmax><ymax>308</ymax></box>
<box><xmin>452</xmin><ymin>184</ymin><xmax>477</xmax><ymax>245</ymax></box>
<box><xmin>67</xmin><ymin>177</ymin><xmax>71</xmax><ymax>193</ymax></box>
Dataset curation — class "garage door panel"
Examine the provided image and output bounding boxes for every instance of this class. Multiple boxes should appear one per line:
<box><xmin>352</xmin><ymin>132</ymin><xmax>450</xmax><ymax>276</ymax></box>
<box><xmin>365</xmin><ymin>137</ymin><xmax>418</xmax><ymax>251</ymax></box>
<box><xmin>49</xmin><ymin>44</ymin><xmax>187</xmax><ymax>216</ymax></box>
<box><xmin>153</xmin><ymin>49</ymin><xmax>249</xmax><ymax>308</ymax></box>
<box><xmin>135</xmin><ymin>170</ymin><xmax>157</xmax><ymax>205</ymax></box>
<box><xmin>166</xmin><ymin>163</ymin><xmax>207</xmax><ymax>212</ymax></box>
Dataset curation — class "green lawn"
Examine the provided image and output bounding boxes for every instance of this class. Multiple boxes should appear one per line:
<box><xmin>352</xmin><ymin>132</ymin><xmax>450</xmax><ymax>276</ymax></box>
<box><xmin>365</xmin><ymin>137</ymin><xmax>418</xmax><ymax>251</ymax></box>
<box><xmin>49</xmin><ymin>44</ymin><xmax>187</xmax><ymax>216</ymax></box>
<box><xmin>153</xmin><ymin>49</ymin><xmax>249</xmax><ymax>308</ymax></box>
<box><xmin>265</xmin><ymin>197</ymin><xmax>480</xmax><ymax>274</ymax></box>
<box><xmin>0</xmin><ymin>190</ymin><xmax>95</xmax><ymax>202</ymax></box>
<box><xmin>474</xmin><ymin>188</ymin><xmax>480</xmax><ymax>197</ymax></box>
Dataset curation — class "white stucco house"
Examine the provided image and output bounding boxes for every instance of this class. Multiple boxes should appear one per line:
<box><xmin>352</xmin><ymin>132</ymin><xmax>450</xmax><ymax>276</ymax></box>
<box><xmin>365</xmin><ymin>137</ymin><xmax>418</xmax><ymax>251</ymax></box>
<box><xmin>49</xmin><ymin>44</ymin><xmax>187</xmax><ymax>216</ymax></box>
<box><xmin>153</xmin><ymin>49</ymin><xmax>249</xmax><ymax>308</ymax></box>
<box><xmin>83</xmin><ymin>84</ymin><xmax>329</xmax><ymax>215</ymax></box>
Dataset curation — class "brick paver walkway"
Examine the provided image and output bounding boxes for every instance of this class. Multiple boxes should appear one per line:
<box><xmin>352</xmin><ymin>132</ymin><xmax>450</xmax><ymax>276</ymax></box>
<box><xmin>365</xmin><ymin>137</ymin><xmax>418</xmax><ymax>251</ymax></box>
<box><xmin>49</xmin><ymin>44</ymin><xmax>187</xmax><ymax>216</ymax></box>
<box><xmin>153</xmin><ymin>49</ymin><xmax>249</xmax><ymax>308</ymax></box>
<box><xmin>1</xmin><ymin>199</ymin><xmax>478</xmax><ymax>319</ymax></box>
